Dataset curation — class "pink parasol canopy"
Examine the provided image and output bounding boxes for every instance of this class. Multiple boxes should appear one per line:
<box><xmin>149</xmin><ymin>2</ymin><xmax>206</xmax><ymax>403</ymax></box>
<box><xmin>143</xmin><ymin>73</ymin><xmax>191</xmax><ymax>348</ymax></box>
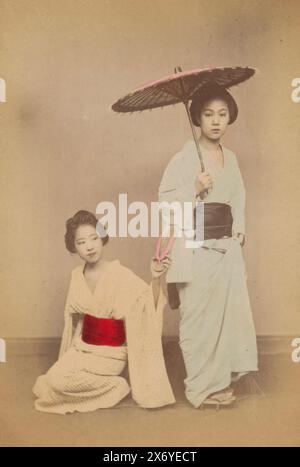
<box><xmin>111</xmin><ymin>66</ymin><xmax>256</xmax><ymax>170</ymax></box>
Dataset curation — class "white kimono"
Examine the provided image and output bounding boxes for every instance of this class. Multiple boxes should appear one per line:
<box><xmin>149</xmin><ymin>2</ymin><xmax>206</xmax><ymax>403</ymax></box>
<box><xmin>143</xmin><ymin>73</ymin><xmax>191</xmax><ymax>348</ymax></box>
<box><xmin>33</xmin><ymin>260</ymin><xmax>175</xmax><ymax>414</ymax></box>
<box><xmin>158</xmin><ymin>140</ymin><xmax>258</xmax><ymax>407</ymax></box>
<box><xmin>159</xmin><ymin>139</ymin><xmax>246</xmax><ymax>283</ymax></box>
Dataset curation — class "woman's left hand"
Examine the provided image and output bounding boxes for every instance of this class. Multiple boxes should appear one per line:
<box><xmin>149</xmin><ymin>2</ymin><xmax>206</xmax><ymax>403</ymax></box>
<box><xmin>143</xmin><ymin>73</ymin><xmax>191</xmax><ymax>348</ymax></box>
<box><xmin>233</xmin><ymin>232</ymin><xmax>245</xmax><ymax>246</ymax></box>
<box><xmin>151</xmin><ymin>256</ymin><xmax>172</xmax><ymax>279</ymax></box>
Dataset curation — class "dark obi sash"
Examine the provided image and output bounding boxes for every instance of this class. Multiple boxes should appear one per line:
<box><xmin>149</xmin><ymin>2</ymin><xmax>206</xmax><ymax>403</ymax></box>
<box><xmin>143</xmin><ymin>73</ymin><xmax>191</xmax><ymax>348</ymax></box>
<box><xmin>168</xmin><ymin>202</ymin><xmax>233</xmax><ymax>310</ymax></box>
<box><xmin>194</xmin><ymin>202</ymin><xmax>233</xmax><ymax>240</ymax></box>
<box><xmin>82</xmin><ymin>314</ymin><xmax>126</xmax><ymax>346</ymax></box>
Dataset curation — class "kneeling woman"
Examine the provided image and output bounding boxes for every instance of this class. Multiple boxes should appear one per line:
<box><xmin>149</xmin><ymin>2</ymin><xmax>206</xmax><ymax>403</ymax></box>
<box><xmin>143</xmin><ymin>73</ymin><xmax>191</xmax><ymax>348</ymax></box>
<box><xmin>33</xmin><ymin>210</ymin><xmax>175</xmax><ymax>414</ymax></box>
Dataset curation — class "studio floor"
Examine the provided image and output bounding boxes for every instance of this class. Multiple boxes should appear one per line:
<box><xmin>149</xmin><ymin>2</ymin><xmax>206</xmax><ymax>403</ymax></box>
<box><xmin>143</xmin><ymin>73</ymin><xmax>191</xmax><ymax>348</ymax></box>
<box><xmin>0</xmin><ymin>340</ymin><xmax>299</xmax><ymax>447</ymax></box>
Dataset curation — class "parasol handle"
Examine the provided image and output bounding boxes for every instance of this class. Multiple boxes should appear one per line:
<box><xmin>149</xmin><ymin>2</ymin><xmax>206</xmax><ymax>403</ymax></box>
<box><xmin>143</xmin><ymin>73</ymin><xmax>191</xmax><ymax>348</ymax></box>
<box><xmin>174</xmin><ymin>66</ymin><xmax>205</xmax><ymax>172</ymax></box>
<box><xmin>183</xmin><ymin>101</ymin><xmax>205</xmax><ymax>172</ymax></box>
<box><xmin>184</xmin><ymin>102</ymin><xmax>211</xmax><ymax>198</ymax></box>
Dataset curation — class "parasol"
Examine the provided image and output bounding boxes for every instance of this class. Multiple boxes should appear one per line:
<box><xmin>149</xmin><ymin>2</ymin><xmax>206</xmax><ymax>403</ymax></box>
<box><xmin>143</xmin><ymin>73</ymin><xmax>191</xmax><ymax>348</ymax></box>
<box><xmin>111</xmin><ymin>66</ymin><xmax>256</xmax><ymax>171</ymax></box>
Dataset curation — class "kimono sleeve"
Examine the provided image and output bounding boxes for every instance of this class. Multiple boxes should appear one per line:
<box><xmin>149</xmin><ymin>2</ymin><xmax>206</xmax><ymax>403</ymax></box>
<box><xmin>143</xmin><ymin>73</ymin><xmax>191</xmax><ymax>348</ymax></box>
<box><xmin>121</xmin><ymin>267</ymin><xmax>175</xmax><ymax>408</ymax></box>
<box><xmin>159</xmin><ymin>153</ymin><xmax>196</xmax><ymax>204</ymax></box>
<box><xmin>58</xmin><ymin>271</ymin><xmax>83</xmax><ymax>359</ymax></box>
<box><xmin>158</xmin><ymin>154</ymin><xmax>196</xmax><ymax>235</ymax></box>
<box><xmin>230</xmin><ymin>154</ymin><xmax>246</xmax><ymax>236</ymax></box>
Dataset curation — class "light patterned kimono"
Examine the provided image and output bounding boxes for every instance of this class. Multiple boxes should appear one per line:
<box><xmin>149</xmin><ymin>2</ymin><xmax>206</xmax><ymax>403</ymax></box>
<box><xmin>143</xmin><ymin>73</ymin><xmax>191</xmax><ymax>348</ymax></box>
<box><xmin>33</xmin><ymin>260</ymin><xmax>175</xmax><ymax>414</ymax></box>
<box><xmin>158</xmin><ymin>140</ymin><xmax>258</xmax><ymax>408</ymax></box>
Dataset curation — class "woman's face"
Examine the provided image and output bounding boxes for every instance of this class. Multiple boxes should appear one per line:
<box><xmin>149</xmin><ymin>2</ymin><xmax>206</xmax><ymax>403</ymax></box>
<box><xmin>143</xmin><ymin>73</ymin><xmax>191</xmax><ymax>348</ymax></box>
<box><xmin>198</xmin><ymin>98</ymin><xmax>230</xmax><ymax>140</ymax></box>
<box><xmin>74</xmin><ymin>224</ymin><xmax>103</xmax><ymax>264</ymax></box>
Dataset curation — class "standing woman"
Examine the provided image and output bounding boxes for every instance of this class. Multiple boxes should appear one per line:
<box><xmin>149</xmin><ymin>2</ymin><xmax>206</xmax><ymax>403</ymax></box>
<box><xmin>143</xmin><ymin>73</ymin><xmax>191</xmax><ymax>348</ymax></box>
<box><xmin>158</xmin><ymin>82</ymin><xmax>258</xmax><ymax>408</ymax></box>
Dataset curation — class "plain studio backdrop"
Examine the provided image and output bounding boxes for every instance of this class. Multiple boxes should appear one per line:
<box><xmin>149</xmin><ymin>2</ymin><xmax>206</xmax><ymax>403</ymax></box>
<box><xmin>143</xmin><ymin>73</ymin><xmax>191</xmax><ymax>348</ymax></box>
<box><xmin>0</xmin><ymin>0</ymin><xmax>299</xmax><ymax>339</ymax></box>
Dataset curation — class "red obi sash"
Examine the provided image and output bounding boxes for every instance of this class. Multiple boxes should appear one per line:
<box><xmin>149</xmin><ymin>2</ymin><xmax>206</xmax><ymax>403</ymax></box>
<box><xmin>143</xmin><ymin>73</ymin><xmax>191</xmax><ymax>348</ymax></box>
<box><xmin>82</xmin><ymin>314</ymin><xmax>126</xmax><ymax>346</ymax></box>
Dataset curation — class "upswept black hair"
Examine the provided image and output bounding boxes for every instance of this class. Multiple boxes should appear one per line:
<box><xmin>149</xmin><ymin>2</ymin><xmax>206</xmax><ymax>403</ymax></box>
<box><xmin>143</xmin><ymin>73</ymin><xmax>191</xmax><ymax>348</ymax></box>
<box><xmin>190</xmin><ymin>82</ymin><xmax>238</xmax><ymax>127</ymax></box>
<box><xmin>64</xmin><ymin>210</ymin><xmax>109</xmax><ymax>253</ymax></box>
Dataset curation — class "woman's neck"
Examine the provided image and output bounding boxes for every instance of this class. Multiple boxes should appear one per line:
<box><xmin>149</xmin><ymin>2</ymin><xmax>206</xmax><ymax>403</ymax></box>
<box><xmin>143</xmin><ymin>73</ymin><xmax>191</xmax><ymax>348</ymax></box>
<box><xmin>199</xmin><ymin>135</ymin><xmax>221</xmax><ymax>152</ymax></box>
<box><xmin>84</xmin><ymin>257</ymin><xmax>108</xmax><ymax>273</ymax></box>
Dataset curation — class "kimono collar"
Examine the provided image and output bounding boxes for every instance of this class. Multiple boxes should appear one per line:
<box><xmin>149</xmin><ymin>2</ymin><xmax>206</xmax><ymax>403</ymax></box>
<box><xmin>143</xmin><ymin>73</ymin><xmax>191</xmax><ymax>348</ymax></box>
<box><xmin>182</xmin><ymin>139</ymin><xmax>227</xmax><ymax>172</ymax></box>
<box><xmin>75</xmin><ymin>259</ymin><xmax>120</xmax><ymax>297</ymax></box>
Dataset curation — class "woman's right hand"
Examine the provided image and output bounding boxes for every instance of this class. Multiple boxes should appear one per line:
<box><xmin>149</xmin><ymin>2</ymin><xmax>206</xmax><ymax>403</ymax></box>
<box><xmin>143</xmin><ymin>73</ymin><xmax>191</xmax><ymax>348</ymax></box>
<box><xmin>151</xmin><ymin>256</ymin><xmax>172</xmax><ymax>280</ymax></box>
<box><xmin>195</xmin><ymin>171</ymin><xmax>213</xmax><ymax>197</ymax></box>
